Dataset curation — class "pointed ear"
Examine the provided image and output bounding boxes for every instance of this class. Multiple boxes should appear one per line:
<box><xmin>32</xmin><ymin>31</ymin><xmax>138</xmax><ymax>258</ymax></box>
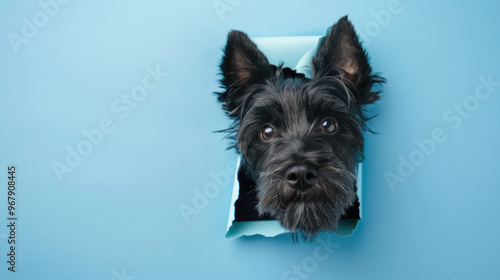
<box><xmin>220</xmin><ymin>30</ymin><xmax>273</xmax><ymax>88</ymax></box>
<box><xmin>217</xmin><ymin>30</ymin><xmax>273</xmax><ymax>116</ymax></box>
<box><xmin>311</xmin><ymin>16</ymin><xmax>382</xmax><ymax>105</ymax></box>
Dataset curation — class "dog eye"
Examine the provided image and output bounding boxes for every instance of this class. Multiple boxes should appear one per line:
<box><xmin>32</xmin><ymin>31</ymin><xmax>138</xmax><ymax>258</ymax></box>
<box><xmin>260</xmin><ymin>124</ymin><xmax>276</xmax><ymax>140</ymax></box>
<box><xmin>320</xmin><ymin>117</ymin><xmax>339</xmax><ymax>134</ymax></box>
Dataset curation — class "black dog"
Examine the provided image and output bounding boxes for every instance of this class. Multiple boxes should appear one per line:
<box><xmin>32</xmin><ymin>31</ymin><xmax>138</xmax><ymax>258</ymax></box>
<box><xmin>216</xmin><ymin>16</ymin><xmax>383</xmax><ymax>239</ymax></box>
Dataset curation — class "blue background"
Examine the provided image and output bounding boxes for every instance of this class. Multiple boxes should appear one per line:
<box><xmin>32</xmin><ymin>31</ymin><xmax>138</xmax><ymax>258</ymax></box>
<box><xmin>1</xmin><ymin>0</ymin><xmax>500</xmax><ymax>279</ymax></box>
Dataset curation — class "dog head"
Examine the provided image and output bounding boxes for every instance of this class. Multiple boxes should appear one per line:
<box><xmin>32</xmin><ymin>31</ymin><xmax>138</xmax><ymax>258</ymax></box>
<box><xmin>216</xmin><ymin>16</ymin><xmax>383</xmax><ymax>239</ymax></box>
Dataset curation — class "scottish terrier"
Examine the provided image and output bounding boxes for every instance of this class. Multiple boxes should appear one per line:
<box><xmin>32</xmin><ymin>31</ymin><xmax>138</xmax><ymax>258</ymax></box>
<box><xmin>216</xmin><ymin>16</ymin><xmax>383</xmax><ymax>239</ymax></box>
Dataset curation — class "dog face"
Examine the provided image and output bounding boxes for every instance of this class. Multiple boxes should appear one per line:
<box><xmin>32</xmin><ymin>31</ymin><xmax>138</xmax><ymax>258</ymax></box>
<box><xmin>216</xmin><ymin>16</ymin><xmax>383</xmax><ymax>238</ymax></box>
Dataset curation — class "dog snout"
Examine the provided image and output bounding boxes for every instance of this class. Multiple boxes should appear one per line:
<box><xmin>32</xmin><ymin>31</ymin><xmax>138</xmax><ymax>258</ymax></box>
<box><xmin>285</xmin><ymin>165</ymin><xmax>318</xmax><ymax>190</ymax></box>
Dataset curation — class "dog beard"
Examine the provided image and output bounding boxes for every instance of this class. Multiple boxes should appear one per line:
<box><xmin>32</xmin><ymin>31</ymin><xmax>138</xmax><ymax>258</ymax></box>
<box><xmin>255</xmin><ymin>158</ymin><xmax>357</xmax><ymax>239</ymax></box>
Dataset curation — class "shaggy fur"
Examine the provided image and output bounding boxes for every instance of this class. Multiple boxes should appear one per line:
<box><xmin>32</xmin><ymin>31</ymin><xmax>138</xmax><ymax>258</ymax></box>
<box><xmin>216</xmin><ymin>16</ymin><xmax>384</xmax><ymax>239</ymax></box>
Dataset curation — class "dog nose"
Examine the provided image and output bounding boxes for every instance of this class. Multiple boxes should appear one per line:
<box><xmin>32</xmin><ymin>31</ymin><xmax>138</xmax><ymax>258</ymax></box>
<box><xmin>286</xmin><ymin>165</ymin><xmax>318</xmax><ymax>190</ymax></box>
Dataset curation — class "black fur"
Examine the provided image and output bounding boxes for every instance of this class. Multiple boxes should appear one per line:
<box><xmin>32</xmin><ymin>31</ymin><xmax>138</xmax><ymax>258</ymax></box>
<box><xmin>216</xmin><ymin>16</ymin><xmax>384</xmax><ymax>240</ymax></box>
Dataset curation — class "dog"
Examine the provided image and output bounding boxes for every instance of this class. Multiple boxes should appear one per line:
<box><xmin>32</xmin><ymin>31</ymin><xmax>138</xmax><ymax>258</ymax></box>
<box><xmin>216</xmin><ymin>16</ymin><xmax>383</xmax><ymax>239</ymax></box>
